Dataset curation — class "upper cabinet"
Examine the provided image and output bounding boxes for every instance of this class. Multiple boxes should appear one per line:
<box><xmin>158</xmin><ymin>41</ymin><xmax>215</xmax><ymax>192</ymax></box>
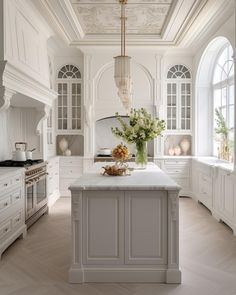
<box><xmin>56</xmin><ymin>65</ymin><xmax>82</xmax><ymax>134</ymax></box>
<box><xmin>166</xmin><ymin>65</ymin><xmax>192</xmax><ymax>132</ymax></box>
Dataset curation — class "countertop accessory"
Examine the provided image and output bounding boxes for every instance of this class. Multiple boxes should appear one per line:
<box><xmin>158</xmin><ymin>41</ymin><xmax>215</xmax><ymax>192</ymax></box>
<box><xmin>59</xmin><ymin>137</ymin><xmax>68</xmax><ymax>156</ymax></box>
<box><xmin>102</xmin><ymin>164</ymin><xmax>130</xmax><ymax>176</ymax></box>
<box><xmin>15</xmin><ymin>142</ymin><xmax>27</xmax><ymax>161</ymax></box>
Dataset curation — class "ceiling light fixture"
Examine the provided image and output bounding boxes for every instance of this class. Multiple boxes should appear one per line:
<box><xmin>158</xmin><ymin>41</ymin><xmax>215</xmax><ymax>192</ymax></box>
<box><xmin>114</xmin><ymin>0</ymin><xmax>132</xmax><ymax>112</ymax></box>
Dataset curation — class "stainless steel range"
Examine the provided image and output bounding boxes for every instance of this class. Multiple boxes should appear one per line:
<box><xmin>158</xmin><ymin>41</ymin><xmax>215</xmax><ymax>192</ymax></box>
<box><xmin>0</xmin><ymin>160</ymin><xmax>48</xmax><ymax>228</ymax></box>
<box><xmin>25</xmin><ymin>162</ymin><xmax>48</xmax><ymax>228</ymax></box>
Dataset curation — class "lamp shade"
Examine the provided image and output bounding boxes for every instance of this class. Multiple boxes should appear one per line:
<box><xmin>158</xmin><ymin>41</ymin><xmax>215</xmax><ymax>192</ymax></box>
<box><xmin>114</xmin><ymin>55</ymin><xmax>132</xmax><ymax>111</ymax></box>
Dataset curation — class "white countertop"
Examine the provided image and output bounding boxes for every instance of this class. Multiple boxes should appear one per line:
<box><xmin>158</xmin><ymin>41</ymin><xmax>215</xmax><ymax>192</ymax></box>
<box><xmin>0</xmin><ymin>167</ymin><xmax>24</xmax><ymax>178</ymax></box>
<box><xmin>193</xmin><ymin>156</ymin><xmax>234</xmax><ymax>171</ymax></box>
<box><xmin>70</xmin><ymin>163</ymin><xmax>180</xmax><ymax>191</ymax></box>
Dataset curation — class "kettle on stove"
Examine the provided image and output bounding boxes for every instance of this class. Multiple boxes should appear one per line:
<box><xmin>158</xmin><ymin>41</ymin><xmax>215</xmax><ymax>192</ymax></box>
<box><xmin>14</xmin><ymin>142</ymin><xmax>27</xmax><ymax>161</ymax></box>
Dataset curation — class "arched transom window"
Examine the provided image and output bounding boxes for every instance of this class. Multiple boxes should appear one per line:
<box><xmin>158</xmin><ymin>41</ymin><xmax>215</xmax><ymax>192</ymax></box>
<box><xmin>213</xmin><ymin>44</ymin><xmax>234</xmax><ymax>160</ymax></box>
<box><xmin>166</xmin><ymin>65</ymin><xmax>191</xmax><ymax>130</ymax></box>
<box><xmin>58</xmin><ymin>65</ymin><xmax>81</xmax><ymax>79</ymax></box>
<box><xmin>167</xmin><ymin>65</ymin><xmax>191</xmax><ymax>79</ymax></box>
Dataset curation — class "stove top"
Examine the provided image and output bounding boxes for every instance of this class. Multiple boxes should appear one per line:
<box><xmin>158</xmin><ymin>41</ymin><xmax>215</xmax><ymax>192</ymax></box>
<box><xmin>0</xmin><ymin>159</ymin><xmax>44</xmax><ymax>168</ymax></box>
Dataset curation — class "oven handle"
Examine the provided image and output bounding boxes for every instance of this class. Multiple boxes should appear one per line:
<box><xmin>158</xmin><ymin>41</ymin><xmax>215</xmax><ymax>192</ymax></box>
<box><xmin>25</xmin><ymin>172</ymin><xmax>48</xmax><ymax>186</ymax></box>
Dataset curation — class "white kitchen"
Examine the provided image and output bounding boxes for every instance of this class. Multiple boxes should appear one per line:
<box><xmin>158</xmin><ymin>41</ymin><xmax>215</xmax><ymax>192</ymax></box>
<box><xmin>0</xmin><ymin>0</ymin><xmax>236</xmax><ymax>294</ymax></box>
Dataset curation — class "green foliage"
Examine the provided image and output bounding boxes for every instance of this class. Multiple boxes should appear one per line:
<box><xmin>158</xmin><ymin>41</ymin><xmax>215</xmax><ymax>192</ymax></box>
<box><xmin>214</xmin><ymin>108</ymin><xmax>229</xmax><ymax>140</ymax></box>
<box><xmin>111</xmin><ymin>108</ymin><xmax>166</xmax><ymax>144</ymax></box>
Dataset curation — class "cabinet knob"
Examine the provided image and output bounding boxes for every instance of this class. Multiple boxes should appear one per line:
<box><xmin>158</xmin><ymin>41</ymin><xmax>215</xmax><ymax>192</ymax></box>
<box><xmin>4</xmin><ymin>183</ymin><xmax>8</xmax><ymax>187</ymax></box>
<box><xmin>4</xmin><ymin>228</ymin><xmax>9</xmax><ymax>232</ymax></box>
<box><xmin>4</xmin><ymin>202</ymin><xmax>8</xmax><ymax>207</ymax></box>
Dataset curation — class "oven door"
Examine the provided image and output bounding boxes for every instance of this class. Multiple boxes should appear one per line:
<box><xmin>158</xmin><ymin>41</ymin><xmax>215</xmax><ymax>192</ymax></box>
<box><xmin>35</xmin><ymin>174</ymin><xmax>47</xmax><ymax>212</ymax></box>
<box><xmin>25</xmin><ymin>181</ymin><xmax>36</xmax><ymax>220</ymax></box>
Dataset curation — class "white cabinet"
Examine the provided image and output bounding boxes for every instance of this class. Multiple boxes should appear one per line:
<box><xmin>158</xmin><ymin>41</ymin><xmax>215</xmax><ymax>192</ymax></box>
<box><xmin>59</xmin><ymin>157</ymin><xmax>83</xmax><ymax>197</ymax></box>
<box><xmin>160</xmin><ymin>158</ymin><xmax>191</xmax><ymax>196</ymax></box>
<box><xmin>47</xmin><ymin>157</ymin><xmax>60</xmax><ymax>207</ymax></box>
<box><xmin>191</xmin><ymin>160</ymin><xmax>213</xmax><ymax>211</ymax></box>
<box><xmin>212</xmin><ymin>168</ymin><xmax>236</xmax><ymax>234</ymax></box>
<box><xmin>56</xmin><ymin>65</ymin><xmax>82</xmax><ymax>133</ymax></box>
<box><xmin>166</xmin><ymin>65</ymin><xmax>192</xmax><ymax>131</ymax></box>
<box><xmin>0</xmin><ymin>169</ymin><xmax>26</xmax><ymax>258</ymax></box>
<box><xmin>82</xmin><ymin>190</ymin><xmax>167</xmax><ymax>267</ymax></box>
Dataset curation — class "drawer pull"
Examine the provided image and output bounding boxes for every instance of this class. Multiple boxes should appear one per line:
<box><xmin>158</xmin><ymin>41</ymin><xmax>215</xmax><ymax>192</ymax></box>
<box><xmin>16</xmin><ymin>218</ymin><xmax>20</xmax><ymax>222</ymax></box>
<box><xmin>4</xmin><ymin>183</ymin><xmax>8</xmax><ymax>187</ymax></box>
<box><xmin>15</xmin><ymin>196</ymin><xmax>20</xmax><ymax>200</ymax></box>
<box><xmin>4</xmin><ymin>227</ymin><xmax>9</xmax><ymax>232</ymax></box>
<box><xmin>4</xmin><ymin>202</ymin><xmax>8</xmax><ymax>207</ymax></box>
<box><xmin>15</xmin><ymin>178</ymin><xmax>20</xmax><ymax>182</ymax></box>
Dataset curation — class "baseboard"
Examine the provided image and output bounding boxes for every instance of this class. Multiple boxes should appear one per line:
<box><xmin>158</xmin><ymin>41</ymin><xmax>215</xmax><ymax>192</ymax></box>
<box><xmin>68</xmin><ymin>267</ymin><xmax>181</xmax><ymax>283</ymax></box>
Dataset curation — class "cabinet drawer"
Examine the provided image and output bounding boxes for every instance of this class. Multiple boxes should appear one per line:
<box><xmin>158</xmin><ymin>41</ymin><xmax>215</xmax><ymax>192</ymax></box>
<box><xmin>60</xmin><ymin>157</ymin><xmax>83</xmax><ymax>167</ymax></box>
<box><xmin>12</xmin><ymin>211</ymin><xmax>23</xmax><ymax>229</ymax></box>
<box><xmin>164</xmin><ymin>159</ymin><xmax>189</xmax><ymax>167</ymax></box>
<box><xmin>0</xmin><ymin>174</ymin><xmax>23</xmax><ymax>192</ymax></box>
<box><xmin>60</xmin><ymin>166</ymin><xmax>83</xmax><ymax>178</ymax></box>
<box><xmin>164</xmin><ymin>166</ymin><xmax>189</xmax><ymax>176</ymax></box>
<box><xmin>12</xmin><ymin>190</ymin><xmax>22</xmax><ymax>204</ymax></box>
<box><xmin>0</xmin><ymin>220</ymin><xmax>11</xmax><ymax>240</ymax></box>
<box><xmin>0</xmin><ymin>179</ymin><xmax>11</xmax><ymax>191</ymax></box>
<box><xmin>0</xmin><ymin>196</ymin><xmax>11</xmax><ymax>212</ymax></box>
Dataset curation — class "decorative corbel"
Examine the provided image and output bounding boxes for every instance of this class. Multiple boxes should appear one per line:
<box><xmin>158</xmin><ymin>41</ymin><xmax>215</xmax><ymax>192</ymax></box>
<box><xmin>0</xmin><ymin>86</ymin><xmax>16</xmax><ymax>111</ymax></box>
<box><xmin>36</xmin><ymin>105</ymin><xmax>50</xmax><ymax>135</ymax></box>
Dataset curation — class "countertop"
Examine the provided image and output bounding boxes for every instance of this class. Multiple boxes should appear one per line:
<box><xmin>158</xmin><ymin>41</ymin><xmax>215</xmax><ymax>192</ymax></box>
<box><xmin>0</xmin><ymin>167</ymin><xmax>25</xmax><ymax>178</ymax></box>
<box><xmin>69</xmin><ymin>163</ymin><xmax>181</xmax><ymax>191</ymax></box>
<box><xmin>193</xmin><ymin>156</ymin><xmax>234</xmax><ymax>171</ymax></box>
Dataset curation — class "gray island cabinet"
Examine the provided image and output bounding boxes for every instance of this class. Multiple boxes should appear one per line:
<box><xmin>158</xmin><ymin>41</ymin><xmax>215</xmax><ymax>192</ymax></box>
<box><xmin>69</xmin><ymin>164</ymin><xmax>181</xmax><ymax>284</ymax></box>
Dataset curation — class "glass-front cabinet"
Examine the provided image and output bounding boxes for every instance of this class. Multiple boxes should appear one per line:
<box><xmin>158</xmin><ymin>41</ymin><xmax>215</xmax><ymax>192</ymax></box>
<box><xmin>166</xmin><ymin>65</ymin><xmax>191</xmax><ymax>131</ymax></box>
<box><xmin>164</xmin><ymin>65</ymin><xmax>192</xmax><ymax>157</ymax></box>
<box><xmin>56</xmin><ymin>65</ymin><xmax>82</xmax><ymax>133</ymax></box>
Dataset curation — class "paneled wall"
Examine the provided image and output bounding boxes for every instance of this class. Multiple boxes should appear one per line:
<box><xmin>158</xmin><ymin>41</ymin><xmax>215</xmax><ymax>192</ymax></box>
<box><xmin>2</xmin><ymin>0</ymin><xmax>51</xmax><ymax>87</ymax></box>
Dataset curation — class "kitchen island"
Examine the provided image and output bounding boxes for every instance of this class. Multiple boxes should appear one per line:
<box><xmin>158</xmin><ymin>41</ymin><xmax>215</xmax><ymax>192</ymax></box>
<box><xmin>69</xmin><ymin>163</ymin><xmax>181</xmax><ymax>284</ymax></box>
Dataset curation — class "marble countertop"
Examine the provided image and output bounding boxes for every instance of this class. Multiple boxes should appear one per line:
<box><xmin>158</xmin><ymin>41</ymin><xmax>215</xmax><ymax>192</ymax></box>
<box><xmin>193</xmin><ymin>156</ymin><xmax>234</xmax><ymax>171</ymax></box>
<box><xmin>0</xmin><ymin>167</ymin><xmax>24</xmax><ymax>178</ymax></box>
<box><xmin>70</xmin><ymin>163</ymin><xmax>181</xmax><ymax>192</ymax></box>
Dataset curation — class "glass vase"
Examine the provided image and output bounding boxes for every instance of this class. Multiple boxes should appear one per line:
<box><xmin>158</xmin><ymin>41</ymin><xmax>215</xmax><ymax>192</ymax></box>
<box><xmin>135</xmin><ymin>141</ymin><xmax>148</xmax><ymax>169</ymax></box>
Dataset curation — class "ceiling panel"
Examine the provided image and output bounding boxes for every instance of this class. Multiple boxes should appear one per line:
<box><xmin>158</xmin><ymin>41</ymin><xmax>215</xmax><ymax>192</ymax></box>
<box><xmin>69</xmin><ymin>0</ymin><xmax>173</xmax><ymax>35</ymax></box>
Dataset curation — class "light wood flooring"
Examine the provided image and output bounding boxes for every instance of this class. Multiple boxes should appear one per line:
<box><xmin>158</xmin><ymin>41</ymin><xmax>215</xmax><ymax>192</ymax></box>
<box><xmin>1</xmin><ymin>197</ymin><xmax>236</xmax><ymax>295</ymax></box>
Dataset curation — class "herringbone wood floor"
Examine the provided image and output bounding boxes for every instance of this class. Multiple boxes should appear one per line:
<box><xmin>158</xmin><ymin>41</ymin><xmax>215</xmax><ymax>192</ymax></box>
<box><xmin>1</xmin><ymin>197</ymin><xmax>236</xmax><ymax>295</ymax></box>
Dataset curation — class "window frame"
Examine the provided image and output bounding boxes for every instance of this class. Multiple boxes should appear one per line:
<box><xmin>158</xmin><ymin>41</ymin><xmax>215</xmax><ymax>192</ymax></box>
<box><xmin>212</xmin><ymin>43</ymin><xmax>234</xmax><ymax>159</ymax></box>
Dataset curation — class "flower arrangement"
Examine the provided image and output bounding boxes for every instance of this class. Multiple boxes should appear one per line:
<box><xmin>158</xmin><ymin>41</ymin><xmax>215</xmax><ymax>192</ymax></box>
<box><xmin>111</xmin><ymin>108</ymin><xmax>165</xmax><ymax>167</ymax></box>
<box><xmin>111</xmin><ymin>108</ymin><xmax>165</xmax><ymax>143</ymax></box>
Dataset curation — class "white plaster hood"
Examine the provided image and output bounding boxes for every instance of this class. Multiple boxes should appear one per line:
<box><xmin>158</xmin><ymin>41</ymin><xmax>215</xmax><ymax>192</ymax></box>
<box><xmin>0</xmin><ymin>0</ymin><xmax>57</xmax><ymax>112</ymax></box>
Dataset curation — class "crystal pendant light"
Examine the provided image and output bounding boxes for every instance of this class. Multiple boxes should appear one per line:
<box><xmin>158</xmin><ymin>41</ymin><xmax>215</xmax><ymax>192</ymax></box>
<box><xmin>114</xmin><ymin>0</ymin><xmax>132</xmax><ymax>112</ymax></box>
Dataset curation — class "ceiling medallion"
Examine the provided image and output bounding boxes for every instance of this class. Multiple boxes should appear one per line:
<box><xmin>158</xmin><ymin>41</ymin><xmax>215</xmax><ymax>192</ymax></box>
<box><xmin>114</xmin><ymin>0</ymin><xmax>132</xmax><ymax>113</ymax></box>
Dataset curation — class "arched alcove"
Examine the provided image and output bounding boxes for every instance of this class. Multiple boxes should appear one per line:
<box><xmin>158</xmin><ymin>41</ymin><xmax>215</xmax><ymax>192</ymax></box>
<box><xmin>94</xmin><ymin>60</ymin><xmax>154</xmax><ymax>121</ymax></box>
<box><xmin>195</xmin><ymin>36</ymin><xmax>234</xmax><ymax>156</ymax></box>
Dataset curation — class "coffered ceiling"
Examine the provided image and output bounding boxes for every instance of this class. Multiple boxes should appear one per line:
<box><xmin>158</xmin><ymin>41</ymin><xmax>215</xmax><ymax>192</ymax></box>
<box><xmin>39</xmin><ymin>0</ymin><xmax>234</xmax><ymax>47</ymax></box>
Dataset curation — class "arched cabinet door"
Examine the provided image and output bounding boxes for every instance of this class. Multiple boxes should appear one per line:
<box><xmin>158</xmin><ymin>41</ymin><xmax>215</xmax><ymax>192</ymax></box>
<box><xmin>166</xmin><ymin>65</ymin><xmax>192</xmax><ymax>131</ymax></box>
<box><xmin>56</xmin><ymin>65</ymin><xmax>82</xmax><ymax>133</ymax></box>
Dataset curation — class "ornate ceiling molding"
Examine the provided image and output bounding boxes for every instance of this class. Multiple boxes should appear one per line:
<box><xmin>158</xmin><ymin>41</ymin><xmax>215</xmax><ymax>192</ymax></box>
<box><xmin>39</xmin><ymin>0</ymin><xmax>235</xmax><ymax>47</ymax></box>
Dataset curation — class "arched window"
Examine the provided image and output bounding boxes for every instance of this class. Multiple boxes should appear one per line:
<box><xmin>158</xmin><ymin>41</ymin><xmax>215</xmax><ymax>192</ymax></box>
<box><xmin>166</xmin><ymin>65</ymin><xmax>191</xmax><ymax>130</ymax></box>
<box><xmin>213</xmin><ymin>44</ymin><xmax>234</xmax><ymax>160</ymax></box>
<box><xmin>167</xmin><ymin>65</ymin><xmax>191</xmax><ymax>79</ymax></box>
<box><xmin>58</xmin><ymin>65</ymin><xmax>81</xmax><ymax>79</ymax></box>
<box><xmin>57</xmin><ymin>65</ymin><xmax>82</xmax><ymax>131</ymax></box>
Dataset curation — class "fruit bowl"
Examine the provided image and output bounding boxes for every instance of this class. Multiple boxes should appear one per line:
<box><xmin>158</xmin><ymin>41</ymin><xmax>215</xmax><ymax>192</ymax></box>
<box><xmin>112</xmin><ymin>143</ymin><xmax>131</xmax><ymax>162</ymax></box>
<box><xmin>102</xmin><ymin>165</ymin><xmax>129</xmax><ymax>176</ymax></box>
